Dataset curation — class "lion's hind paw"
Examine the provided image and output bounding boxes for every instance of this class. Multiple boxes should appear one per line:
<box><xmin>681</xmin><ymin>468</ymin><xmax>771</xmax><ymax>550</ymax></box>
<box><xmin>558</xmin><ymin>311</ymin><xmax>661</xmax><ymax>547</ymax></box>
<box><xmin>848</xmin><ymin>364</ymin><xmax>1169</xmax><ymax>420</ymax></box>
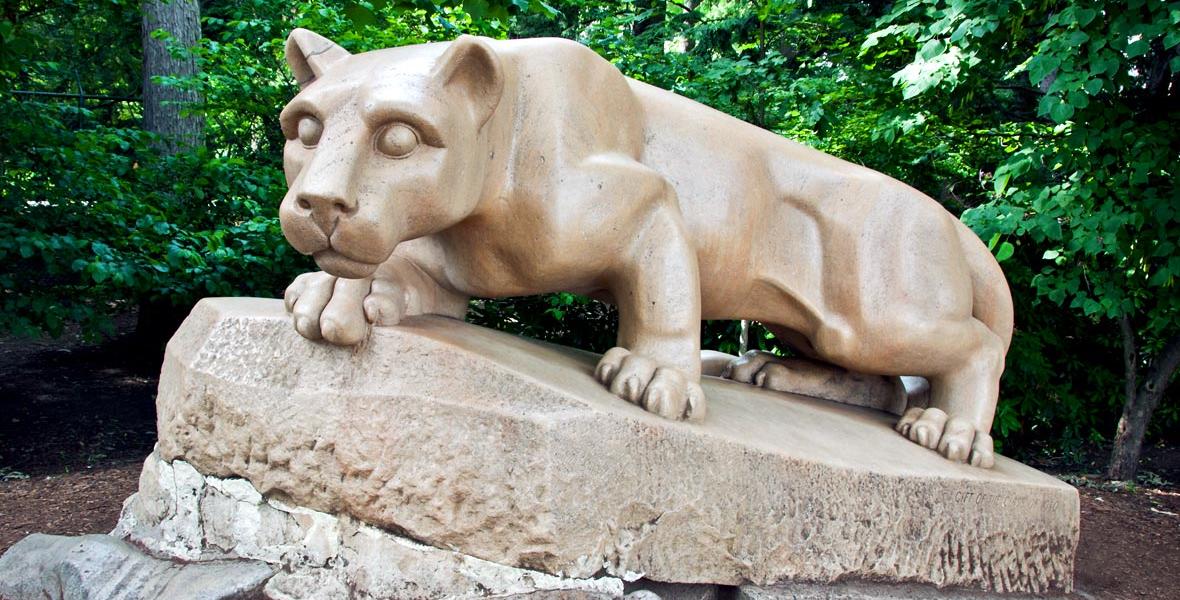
<box><xmin>895</xmin><ymin>407</ymin><xmax>995</xmax><ymax>468</ymax></box>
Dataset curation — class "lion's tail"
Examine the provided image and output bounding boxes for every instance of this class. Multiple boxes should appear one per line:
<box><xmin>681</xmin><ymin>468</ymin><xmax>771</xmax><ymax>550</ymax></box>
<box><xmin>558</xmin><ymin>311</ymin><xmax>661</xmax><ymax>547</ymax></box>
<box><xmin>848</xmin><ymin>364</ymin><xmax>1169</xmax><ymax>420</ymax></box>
<box><xmin>955</xmin><ymin>221</ymin><xmax>1015</xmax><ymax>352</ymax></box>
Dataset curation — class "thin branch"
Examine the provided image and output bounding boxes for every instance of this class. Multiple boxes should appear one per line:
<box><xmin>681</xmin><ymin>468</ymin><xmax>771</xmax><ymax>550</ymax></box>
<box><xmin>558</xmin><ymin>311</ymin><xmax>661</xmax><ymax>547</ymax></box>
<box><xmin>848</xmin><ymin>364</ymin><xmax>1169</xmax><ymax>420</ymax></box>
<box><xmin>10</xmin><ymin>90</ymin><xmax>140</xmax><ymax>102</ymax></box>
<box><xmin>667</xmin><ymin>0</ymin><xmax>699</xmax><ymax>16</ymax></box>
<box><xmin>964</xmin><ymin>130</ymin><xmax>1051</xmax><ymax>138</ymax></box>
<box><xmin>993</xmin><ymin>83</ymin><xmax>1042</xmax><ymax>94</ymax></box>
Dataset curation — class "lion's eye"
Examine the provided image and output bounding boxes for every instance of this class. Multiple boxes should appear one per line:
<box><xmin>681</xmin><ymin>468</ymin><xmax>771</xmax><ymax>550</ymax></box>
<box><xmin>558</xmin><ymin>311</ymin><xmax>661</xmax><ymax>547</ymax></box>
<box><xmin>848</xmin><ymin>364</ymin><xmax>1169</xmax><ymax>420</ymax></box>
<box><xmin>297</xmin><ymin>116</ymin><xmax>323</xmax><ymax>147</ymax></box>
<box><xmin>375</xmin><ymin>123</ymin><xmax>419</xmax><ymax>158</ymax></box>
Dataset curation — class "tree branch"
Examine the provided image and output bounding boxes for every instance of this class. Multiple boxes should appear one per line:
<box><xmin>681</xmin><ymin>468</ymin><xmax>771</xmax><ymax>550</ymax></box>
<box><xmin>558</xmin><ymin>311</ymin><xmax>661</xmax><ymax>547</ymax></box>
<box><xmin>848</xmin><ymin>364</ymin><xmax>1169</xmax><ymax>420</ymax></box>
<box><xmin>667</xmin><ymin>0</ymin><xmax>700</xmax><ymax>16</ymax></box>
<box><xmin>1144</xmin><ymin>332</ymin><xmax>1180</xmax><ymax>395</ymax></box>
<box><xmin>11</xmin><ymin>90</ymin><xmax>140</xmax><ymax>102</ymax></box>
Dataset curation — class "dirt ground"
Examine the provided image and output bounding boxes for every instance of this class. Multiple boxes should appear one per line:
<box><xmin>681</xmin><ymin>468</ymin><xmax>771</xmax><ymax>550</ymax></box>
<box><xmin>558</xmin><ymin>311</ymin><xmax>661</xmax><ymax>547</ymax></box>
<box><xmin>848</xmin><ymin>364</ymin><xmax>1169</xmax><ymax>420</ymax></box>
<box><xmin>1072</xmin><ymin>483</ymin><xmax>1180</xmax><ymax>599</ymax></box>
<box><xmin>0</xmin><ymin>461</ymin><xmax>141</xmax><ymax>553</ymax></box>
<box><xmin>0</xmin><ymin>330</ymin><xmax>1178</xmax><ymax>599</ymax></box>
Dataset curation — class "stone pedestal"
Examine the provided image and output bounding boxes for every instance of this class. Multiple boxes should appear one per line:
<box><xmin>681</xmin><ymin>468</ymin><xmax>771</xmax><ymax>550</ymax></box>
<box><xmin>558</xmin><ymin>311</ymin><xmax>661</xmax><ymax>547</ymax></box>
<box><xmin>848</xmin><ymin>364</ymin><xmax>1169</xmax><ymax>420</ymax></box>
<box><xmin>143</xmin><ymin>297</ymin><xmax>1077</xmax><ymax>595</ymax></box>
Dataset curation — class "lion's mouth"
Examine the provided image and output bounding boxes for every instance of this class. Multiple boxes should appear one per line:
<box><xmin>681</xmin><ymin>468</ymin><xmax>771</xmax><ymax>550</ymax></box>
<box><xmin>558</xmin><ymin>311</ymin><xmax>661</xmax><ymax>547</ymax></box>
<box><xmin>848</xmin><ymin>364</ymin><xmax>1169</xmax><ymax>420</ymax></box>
<box><xmin>313</xmin><ymin>248</ymin><xmax>380</xmax><ymax>279</ymax></box>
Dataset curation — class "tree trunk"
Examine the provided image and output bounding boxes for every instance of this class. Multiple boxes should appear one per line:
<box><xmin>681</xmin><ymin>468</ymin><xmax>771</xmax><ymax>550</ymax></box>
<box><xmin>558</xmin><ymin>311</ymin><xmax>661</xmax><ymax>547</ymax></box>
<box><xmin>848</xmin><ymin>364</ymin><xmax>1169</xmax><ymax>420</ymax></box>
<box><xmin>1107</xmin><ymin>330</ymin><xmax>1180</xmax><ymax>480</ymax></box>
<box><xmin>142</xmin><ymin>0</ymin><xmax>203</xmax><ymax>153</ymax></box>
<box><xmin>138</xmin><ymin>0</ymin><xmax>202</xmax><ymax>348</ymax></box>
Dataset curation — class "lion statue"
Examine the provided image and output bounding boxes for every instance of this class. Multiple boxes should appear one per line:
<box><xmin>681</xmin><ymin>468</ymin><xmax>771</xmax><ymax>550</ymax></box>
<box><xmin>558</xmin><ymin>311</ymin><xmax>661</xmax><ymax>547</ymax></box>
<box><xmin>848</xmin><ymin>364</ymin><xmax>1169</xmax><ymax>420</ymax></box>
<box><xmin>278</xmin><ymin>29</ymin><xmax>1013</xmax><ymax>468</ymax></box>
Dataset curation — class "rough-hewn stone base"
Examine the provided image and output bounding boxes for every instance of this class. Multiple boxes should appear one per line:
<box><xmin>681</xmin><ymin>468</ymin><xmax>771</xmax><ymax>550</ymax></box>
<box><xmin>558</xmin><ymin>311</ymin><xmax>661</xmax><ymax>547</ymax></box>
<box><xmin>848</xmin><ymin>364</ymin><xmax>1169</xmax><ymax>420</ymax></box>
<box><xmin>111</xmin><ymin>453</ymin><xmax>623</xmax><ymax>599</ymax></box>
<box><xmin>154</xmin><ymin>298</ymin><xmax>1079</xmax><ymax>594</ymax></box>
<box><xmin>736</xmin><ymin>581</ymin><xmax>1067</xmax><ymax>599</ymax></box>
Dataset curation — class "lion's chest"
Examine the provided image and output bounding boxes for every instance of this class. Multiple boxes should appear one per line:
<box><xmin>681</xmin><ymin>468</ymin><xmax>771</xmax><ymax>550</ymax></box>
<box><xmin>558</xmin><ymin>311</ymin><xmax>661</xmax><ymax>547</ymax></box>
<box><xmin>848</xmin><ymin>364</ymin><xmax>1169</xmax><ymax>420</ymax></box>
<box><xmin>436</xmin><ymin>210</ymin><xmax>607</xmax><ymax>298</ymax></box>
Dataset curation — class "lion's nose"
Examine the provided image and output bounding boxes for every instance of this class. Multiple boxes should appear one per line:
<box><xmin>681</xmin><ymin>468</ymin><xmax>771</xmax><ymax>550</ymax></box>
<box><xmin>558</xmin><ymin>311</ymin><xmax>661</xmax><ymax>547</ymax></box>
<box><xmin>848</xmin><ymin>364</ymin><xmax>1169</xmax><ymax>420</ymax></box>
<box><xmin>296</xmin><ymin>192</ymin><xmax>356</xmax><ymax>235</ymax></box>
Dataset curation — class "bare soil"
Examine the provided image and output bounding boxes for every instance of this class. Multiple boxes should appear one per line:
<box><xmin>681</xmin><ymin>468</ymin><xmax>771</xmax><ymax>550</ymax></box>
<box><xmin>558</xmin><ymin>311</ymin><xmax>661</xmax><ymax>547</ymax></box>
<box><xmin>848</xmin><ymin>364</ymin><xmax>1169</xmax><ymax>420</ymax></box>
<box><xmin>0</xmin><ymin>461</ymin><xmax>141</xmax><ymax>553</ymax></box>
<box><xmin>0</xmin><ymin>329</ymin><xmax>1177</xmax><ymax>599</ymax></box>
<box><xmin>0</xmin><ymin>327</ymin><xmax>157</xmax><ymax>477</ymax></box>
<box><xmin>1073</xmin><ymin>483</ymin><xmax>1180</xmax><ymax>599</ymax></box>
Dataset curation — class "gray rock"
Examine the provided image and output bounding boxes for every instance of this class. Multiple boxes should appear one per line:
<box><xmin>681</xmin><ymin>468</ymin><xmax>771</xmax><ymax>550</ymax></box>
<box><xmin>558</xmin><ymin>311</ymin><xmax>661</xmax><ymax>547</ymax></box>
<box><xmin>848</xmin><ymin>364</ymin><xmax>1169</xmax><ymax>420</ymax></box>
<box><xmin>0</xmin><ymin>533</ymin><xmax>273</xmax><ymax>600</ymax></box>
<box><xmin>624</xmin><ymin>581</ymin><xmax>725</xmax><ymax>600</ymax></box>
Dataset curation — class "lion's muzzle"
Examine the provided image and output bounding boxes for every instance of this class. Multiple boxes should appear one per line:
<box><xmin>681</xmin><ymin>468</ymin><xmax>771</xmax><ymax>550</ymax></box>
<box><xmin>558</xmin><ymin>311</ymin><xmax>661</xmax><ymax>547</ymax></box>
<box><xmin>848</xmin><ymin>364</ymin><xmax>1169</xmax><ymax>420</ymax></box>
<box><xmin>296</xmin><ymin>189</ymin><xmax>357</xmax><ymax>237</ymax></box>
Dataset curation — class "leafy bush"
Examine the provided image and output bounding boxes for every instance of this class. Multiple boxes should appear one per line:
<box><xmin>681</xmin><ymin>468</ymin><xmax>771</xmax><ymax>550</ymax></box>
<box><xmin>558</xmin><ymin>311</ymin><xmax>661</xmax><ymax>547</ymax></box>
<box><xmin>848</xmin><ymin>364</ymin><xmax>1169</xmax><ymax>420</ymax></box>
<box><xmin>2</xmin><ymin>0</ymin><xmax>1175</xmax><ymax>463</ymax></box>
<box><xmin>0</xmin><ymin>95</ymin><xmax>306</xmax><ymax>339</ymax></box>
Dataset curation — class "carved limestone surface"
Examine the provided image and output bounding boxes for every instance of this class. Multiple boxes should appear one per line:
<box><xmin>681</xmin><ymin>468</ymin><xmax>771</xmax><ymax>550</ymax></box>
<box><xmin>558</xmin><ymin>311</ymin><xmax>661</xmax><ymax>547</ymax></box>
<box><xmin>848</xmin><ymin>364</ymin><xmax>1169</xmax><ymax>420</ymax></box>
<box><xmin>155</xmin><ymin>298</ymin><xmax>1078</xmax><ymax>594</ymax></box>
<box><xmin>274</xmin><ymin>29</ymin><xmax>1015</xmax><ymax>468</ymax></box>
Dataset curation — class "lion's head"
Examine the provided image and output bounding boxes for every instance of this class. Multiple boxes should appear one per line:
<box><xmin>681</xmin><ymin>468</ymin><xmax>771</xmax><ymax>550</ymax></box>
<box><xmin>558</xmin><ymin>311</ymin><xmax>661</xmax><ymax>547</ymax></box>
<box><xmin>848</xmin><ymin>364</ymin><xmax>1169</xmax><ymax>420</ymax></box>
<box><xmin>279</xmin><ymin>29</ymin><xmax>503</xmax><ymax>278</ymax></box>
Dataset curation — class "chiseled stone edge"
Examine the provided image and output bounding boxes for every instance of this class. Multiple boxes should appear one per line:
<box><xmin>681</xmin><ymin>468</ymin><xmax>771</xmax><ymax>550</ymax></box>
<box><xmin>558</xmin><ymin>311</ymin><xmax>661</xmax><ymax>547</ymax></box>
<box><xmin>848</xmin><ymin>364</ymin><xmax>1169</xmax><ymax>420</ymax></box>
<box><xmin>113</xmin><ymin>451</ymin><xmax>625</xmax><ymax>599</ymax></box>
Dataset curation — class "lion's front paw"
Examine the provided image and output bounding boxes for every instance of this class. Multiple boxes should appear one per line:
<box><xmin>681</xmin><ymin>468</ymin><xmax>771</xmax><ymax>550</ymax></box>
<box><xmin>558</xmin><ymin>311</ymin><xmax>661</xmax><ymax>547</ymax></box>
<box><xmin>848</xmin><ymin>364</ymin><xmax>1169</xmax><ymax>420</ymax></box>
<box><xmin>594</xmin><ymin>347</ymin><xmax>706</xmax><ymax>422</ymax></box>
<box><xmin>284</xmin><ymin>272</ymin><xmax>408</xmax><ymax>346</ymax></box>
<box><xmin>284</xmin><ymin>272</ymin><xmax>370</xmax><ymax>345</ymax></box>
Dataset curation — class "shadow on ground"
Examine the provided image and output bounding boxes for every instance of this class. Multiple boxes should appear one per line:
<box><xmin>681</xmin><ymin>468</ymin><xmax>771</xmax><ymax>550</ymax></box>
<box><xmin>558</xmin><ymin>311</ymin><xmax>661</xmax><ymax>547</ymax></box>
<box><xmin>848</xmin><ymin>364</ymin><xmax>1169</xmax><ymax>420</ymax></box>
<box><xmin>0</xmin><ymin>329</ymin><xmax>158</xmax><ymax>479</ymax></box>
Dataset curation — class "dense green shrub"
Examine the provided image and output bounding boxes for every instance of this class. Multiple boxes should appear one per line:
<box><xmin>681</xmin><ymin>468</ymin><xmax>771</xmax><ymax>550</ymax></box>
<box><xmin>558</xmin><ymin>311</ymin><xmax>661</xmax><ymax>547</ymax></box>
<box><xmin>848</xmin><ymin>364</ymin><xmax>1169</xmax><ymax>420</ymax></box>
<box><xmin>2</xmin><ymin>0</ymin><xmax>1175</xmax><ymax>462</ymax></box>
<box><xmin>0</xmin><ymin>95</ymin><xmax>305</xmax><ymax>339</ymax></box>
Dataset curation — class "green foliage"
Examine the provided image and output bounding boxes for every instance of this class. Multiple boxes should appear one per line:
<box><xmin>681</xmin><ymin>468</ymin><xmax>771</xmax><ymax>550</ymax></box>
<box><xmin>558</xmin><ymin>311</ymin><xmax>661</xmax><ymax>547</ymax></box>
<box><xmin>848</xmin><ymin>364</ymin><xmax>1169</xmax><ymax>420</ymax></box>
<box><xmin>469</xmin><ymin>293</ymin><xmax>618</xmax><ymax>353</ymax></box>
<box><xmin>862</xmin><ymin>0</ymin><xmax>1180</xmax><ymax>450</ymax></box>
<box><xmin>0</xmin><ymin>96</ymin><xmax>304</xmax><ymax>338</ymax></box>
<box><xmin>3</xmin><ymin>0</ymin><xmax>1177</xmax><ymax>459</ymax></box>
<box><xmin>873</xmin><ymin>0</ymin><xmax>1180</xmax><ymax>331</ymax></box>
<box><xmin>1</xmin><ymin>2</ymin><xmax>304</xmax><ymax>339</ymax></box>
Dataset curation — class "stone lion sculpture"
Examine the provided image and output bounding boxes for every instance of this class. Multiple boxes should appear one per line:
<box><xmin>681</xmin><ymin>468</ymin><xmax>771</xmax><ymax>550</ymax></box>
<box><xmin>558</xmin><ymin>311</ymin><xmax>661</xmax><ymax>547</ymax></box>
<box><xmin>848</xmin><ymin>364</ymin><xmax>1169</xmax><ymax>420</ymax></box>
<box><xmin>278</xmin><ymin>29</ymin><xmax>1014</xmax><ymax>468</ymax></box>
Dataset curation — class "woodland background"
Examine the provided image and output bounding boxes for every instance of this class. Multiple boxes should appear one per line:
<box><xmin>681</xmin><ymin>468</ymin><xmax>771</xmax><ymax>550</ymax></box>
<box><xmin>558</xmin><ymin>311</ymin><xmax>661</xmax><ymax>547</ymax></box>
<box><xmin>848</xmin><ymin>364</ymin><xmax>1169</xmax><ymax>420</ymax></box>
<box><xmin>1</xmin><ymin>0</ymin><xmax>1177</xmax><ymax>479</ymax></box>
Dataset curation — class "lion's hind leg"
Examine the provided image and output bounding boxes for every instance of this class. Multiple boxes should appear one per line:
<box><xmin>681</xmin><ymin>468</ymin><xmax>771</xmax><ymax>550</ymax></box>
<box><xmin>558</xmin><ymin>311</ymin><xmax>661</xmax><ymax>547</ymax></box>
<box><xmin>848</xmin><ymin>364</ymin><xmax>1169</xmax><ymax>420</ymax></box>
<box><xmin>720</xmin><ymin>347</ymin><xmax>911</xmax><ymax>415</ymax></box>
<box><xmin>892</xmin><ymin>317</ymin><xmax>1005</xmax><ymax>467</ymax></box>
<box><xmin>768</xmin><ymin>310</ymin><xmax>1005</xmax><ymax>467</ymax></box>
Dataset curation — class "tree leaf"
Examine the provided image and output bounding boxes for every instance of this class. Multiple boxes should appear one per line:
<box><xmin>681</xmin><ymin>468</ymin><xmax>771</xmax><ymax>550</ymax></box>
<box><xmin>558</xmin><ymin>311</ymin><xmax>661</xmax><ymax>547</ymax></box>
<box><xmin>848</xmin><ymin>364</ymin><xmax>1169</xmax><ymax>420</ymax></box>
<box><xmin>1049</xmin><ymin>99</ymin><xmax>1075</xmax><ymax>123</ymax></box>
<box><xmin>1126</xmin><ymin>38</ymin><xmax>1149</xmax><ymax>58</ymax></box>
<box><xmin>1165</xmin><ymin>29</ymin><xmax>1180</xmax><ymax>49</ymax></box>
<box><xmin>996</xmin><ymin>241</ymin><xmax>1015</xmax><ymax>262</ymax></box>
<box><xmin>343</xmin><ymin>3</ymin><xmax>380</xmax><ymax>27</ymax></box>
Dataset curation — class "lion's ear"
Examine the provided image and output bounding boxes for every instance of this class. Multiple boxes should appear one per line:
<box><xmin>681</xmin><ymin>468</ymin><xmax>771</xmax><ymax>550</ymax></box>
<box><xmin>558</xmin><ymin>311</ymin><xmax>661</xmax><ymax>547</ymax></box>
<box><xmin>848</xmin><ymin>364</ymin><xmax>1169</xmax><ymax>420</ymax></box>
<box><xmin>434</xmin><ymin>35</ymin><xmax>503</xmax><ymax>129</ymax></box>
<box><xmin>285</xmin><ymin>28</ymin><xmax>350</xmax><ymax>88</ymax></box>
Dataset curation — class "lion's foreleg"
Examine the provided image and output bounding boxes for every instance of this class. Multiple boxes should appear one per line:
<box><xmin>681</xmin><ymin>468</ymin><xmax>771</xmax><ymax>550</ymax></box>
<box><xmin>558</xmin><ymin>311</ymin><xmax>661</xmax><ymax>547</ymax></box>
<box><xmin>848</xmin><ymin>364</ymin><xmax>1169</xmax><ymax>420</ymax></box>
<box><xmin>369</xmin><ymin>237</ymin><xmax>470</xmax><ymax>324</ymax></box>
<box><xmin>608</xmin><ymin>206</ymin><xmax>702</xmax><ymax>381</ymax></box>
<box><xmin>283</xmin><ymin>237</ymin><xmax>468</xmax><ymax>346</ymax></box>
<box><xmin>585</xmin><ymin>167</ymin><xmax>705</xmax><ymax>421</ymax></box>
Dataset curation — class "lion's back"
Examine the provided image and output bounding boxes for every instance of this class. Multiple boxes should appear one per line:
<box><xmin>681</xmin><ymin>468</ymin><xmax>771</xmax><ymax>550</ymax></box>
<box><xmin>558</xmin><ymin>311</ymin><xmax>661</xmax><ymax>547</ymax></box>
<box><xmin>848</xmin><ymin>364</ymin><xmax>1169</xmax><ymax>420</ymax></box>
<box><xmin>489</xmin><ymin>38</ymin><xmax>646</xmax><ymax>158</ymax></box>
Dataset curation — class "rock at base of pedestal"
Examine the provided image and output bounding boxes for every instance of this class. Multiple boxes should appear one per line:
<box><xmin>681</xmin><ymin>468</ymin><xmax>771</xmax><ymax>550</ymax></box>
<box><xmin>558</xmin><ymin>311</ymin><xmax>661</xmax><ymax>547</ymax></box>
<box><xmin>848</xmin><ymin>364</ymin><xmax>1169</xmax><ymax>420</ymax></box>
<box><xmin>0</xmin><ymin>532</ymin><xmax>273</xmax><ymax>600</ymax></box>
<box><xmin>111</xmin><ymin>452</ymin><xmax>624</xmax><ymax>599</ymax></box>
<box><xmin>0</xmin><ymin>450</ymin><xmax>1057</xmax><ymax>600</ymax></box>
